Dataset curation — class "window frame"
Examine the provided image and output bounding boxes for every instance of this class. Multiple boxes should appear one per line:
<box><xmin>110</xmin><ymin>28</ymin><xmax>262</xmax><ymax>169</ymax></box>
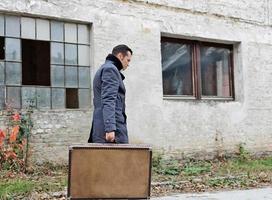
<box><xmin>0</xmin><ymin>14</ymin><xmax>91</xmax><ymax>110</ymax></box>
<box><xmin>161</xmin><ymin>37</ymin><xmax>235</xmax><ymax>101</ymax></box>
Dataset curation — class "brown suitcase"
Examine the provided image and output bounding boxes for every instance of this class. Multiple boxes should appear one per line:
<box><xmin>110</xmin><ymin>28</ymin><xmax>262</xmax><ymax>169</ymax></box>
<box><xmin>68</xmin><ymin>144</ymin><xmax>152</xmax><ymax>199</ymax></box>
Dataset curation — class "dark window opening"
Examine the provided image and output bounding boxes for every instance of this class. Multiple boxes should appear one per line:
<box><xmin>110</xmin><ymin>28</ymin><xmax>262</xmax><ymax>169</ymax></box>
<box><xmin>22</xmin><ymin>39</ymin><xmax>50</xmax><ymax>86</ymax></box>
<box><xmin>0</xmin><ymin>37</ymin><xmax>5</xmax><ymax>60</ymax></box>
<box><xmin>66</xmin><ymin>88</ymin><xmax>79</xmax><ymax>109</ymax></box>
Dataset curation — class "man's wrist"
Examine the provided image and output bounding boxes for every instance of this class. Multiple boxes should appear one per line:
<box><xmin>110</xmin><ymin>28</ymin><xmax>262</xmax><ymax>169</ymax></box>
<box><xmin>105</xmin><ymin>124</ymin><xmax>116</xmax><ymax>132</ymax></box>
<box><xmin>106</xmin><ymin>130</ymin><xmax>115</xmax><ymax>133</ymax></box>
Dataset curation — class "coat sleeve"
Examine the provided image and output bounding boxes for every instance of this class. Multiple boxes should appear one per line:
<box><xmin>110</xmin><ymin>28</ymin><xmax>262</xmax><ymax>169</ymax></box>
<box><xmin>101</xmin><ymin>66</ymin><xmax>120</xmax><ymax>132</ymax></box>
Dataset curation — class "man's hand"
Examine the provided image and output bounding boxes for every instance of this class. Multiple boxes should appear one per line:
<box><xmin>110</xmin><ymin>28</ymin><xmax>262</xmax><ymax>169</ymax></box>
<box><xmin>105</xmin><ymin>131</ymin><xmax>115</xmax><ymax>142</ymax></box>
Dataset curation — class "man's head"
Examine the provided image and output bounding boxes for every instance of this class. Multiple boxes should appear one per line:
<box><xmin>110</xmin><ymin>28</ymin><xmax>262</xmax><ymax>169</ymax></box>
<box><xmin>112</xmin><ymin>44</ymin><xmax>133</xmax><ymax>70</ymax></box>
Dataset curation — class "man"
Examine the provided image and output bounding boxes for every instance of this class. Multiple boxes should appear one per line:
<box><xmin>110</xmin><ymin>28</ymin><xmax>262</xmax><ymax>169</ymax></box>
<box><xmin>88</xmin><ymin>45</ymin><xmax>133</xmax><ymax>143</ymax></box>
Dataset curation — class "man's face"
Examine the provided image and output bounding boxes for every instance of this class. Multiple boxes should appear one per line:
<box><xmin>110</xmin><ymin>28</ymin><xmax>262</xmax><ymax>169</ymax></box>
<box><xmin>118</xmin><ymin>51</ymin><xmax>132</xmax><ymax>70</ymax></box>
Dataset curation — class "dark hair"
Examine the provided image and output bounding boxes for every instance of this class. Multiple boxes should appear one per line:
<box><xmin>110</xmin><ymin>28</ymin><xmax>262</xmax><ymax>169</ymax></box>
<box><xmin>112</xmin><ymin>44</ymin><xmax>133</xmax><ymax>56</ymax></box>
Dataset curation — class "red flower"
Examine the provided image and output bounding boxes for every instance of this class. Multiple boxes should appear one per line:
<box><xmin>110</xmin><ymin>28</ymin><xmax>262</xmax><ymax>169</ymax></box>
<box><xmin>0</xmin><ymin>129</ymin><xmax>6</xmax><ymax>138</ymax></box>
<box><xmin>6</xmin><ymin>151</ymin><xmax>17</xmax><ymax>159</ymax></box>
<box><xmin>9</xmin><ymin>126</ymin><xmax>19</xmax><ymax>143</ymax></box>
<box><xmin>0</xmin><ymin>129</ymin><xmax>6</xmax><ymax>146</ymax></box>
<box><xmin>12</xmin><ymin>113</ymin><xmax>21</xmax><ymax>121</ymax></box>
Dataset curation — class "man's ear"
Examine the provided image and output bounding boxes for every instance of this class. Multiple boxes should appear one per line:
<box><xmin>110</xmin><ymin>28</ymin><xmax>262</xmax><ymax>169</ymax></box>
<box><xmin>116</xmin><ymin>53</ymin><xmax>124</xmax><ymax>60</ymax></box>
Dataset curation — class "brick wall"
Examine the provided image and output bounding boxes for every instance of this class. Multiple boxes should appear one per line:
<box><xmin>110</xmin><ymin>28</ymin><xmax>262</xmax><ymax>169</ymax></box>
<box><xmin>0</xmin><ymin>0</ymin><xmax>271</xmax><ymax>163</ymax></box>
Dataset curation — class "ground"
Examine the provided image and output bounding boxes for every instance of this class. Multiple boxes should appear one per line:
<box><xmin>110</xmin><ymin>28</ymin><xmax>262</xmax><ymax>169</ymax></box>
<box><xmin>151</xmin><ymin>154</ymin><xmax>272</xmax><ymax>196</ymax></box>
<box><xmin>0</xmin><ymin>154</ymin><xmax>271</xmax><ymax>199</ymax></box>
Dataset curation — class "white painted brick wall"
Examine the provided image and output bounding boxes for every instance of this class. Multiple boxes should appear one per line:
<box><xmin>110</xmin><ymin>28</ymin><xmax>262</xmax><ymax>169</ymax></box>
<box><xmin>0</xmin><ymin>0</ymin><xmax>271</xmax><ymax>163</ymax></box>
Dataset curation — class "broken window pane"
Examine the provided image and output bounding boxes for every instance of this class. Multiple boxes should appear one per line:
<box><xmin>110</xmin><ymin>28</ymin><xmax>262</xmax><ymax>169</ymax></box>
<box><xmin>36</xmin><ymin>87</ymin><xmax>51</xmax><ymax>109</ymax></box>
<box><xmin>5</xmin><ymin>16</ymin><xmax>20</xmax><ymax>37</ymax></box>
<box><xmin>52</xmin><ymin>88</ymin><xmax>65</xmax><ymax>109</ymax></box>
<box><xmin>161</xmin><ymin>41</ymin><xmax>193</xmax><ymax>95</ymax></box>
<box><xmin>22</xmin><ymin>87</ymin><xmax>36</xmax><ymax>108</ymax></box>
<box><xmin>65</xmin><ymin>66</ymin><xmax>78</xmax><ymax>88</ymax></box>
<box><xmin>22</xmin><ymin>39</ymin><xmax>50</xmax><ymax>86</ymax></box>
<box><xmin>0</xmin><ymin>37</ymin><xmax>5</xmax><ymax>60</ymax></box>
<box><xmin>65</xmin><ymin>44</ymin><xmax>77</xmax><ymax>65</ymax></box>
<box><xmin>6</xmin><ymin>62</ymin><xmax>21</xmax><ymax>85</ymax></box>
<box><xmin>21</xmin><ymin>17</ymin><xmax>35</xmax><ymax>39</ymax></box>
<box><xmin>78</xmin><ymin>67</ymin><xmax>90</xmax><ymax>88</ymax></box>
<box><xmin>51</xmin><ymin>21</ymin><xmax>64</xmax><ymax>41</ymax></box>
<box><xmin>79</xmin><ymin>89</ymin><xmax>90</xmax><ymax>108</ymax></box>
<box><xmin>0</xmin><ymin>62</ymin><xmax>4</xmax><ymax>85</ymax></box>
<box><xmin>51</xmin><ymin>42</ymin><xmax>64</xmax><ymax>64</ymax></box>
<box><xmin>6</xmin><ymin>38</ymin><xmax>21</xmax><ymax>61</ymax></box>
<box><xmin>200</xmin><ymin>46</ymin><xmax>231</xmax><ymax>97</ymax></box>
<box><xmin>66</xmin><ymin>88</ymin><xmax>78</xmax><ymax>109</ymax></box>
<box><xmin>36</xmin><ymin>19</ymin><xmax>50</xmax><ymax>41</ymax></box>
<box><xmin>78</xmin><ymin>45</ymin><xmax>89</xmax><ymax>66</ymax></box>
<box><xmin>0</xmin><ymin>86</ymin><xmax>5</xmax><ymax>109</ymax></box>
<box><xmin>0</xmin><ymin>15</ymin><xmax>4</xmax><ymax>36</ymax></box>
<box><xmin>65</xmin><ymin>23</ymin><xmax>77</xmax><ymax>43</ymax></box>
<box><xmin>78</xmin><ymin>24</ymin><xmax>89</xmax><ymax>44</ymax></box>
<box><xmin>51</xmin><ymin>65</ymin><xmax>64</xmax><ymax>87</ymax></box>
<box><xmin>7</xmin><ymin>86</ymin><xmax>21</xmax><ymax>109</ymax></box>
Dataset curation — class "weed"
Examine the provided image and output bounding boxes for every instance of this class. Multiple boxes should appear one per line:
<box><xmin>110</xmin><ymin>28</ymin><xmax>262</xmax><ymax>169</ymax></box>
<box><xmin>237</xmin><ymin>143</ymin><xmax>251</xmax><ymax>161</ymax></box>
<box><xmin>161</xmin><ymin>159</ymin><xmax>181</xmax><ymax>175</ymax></box>
<box><xmin>183</xmin><ymin>162</ymin><xmax>211</xmax><ymax>176</ymax></box>
<box><xmin>0</xmin><ymin>179</ymin><xmax>34</xmax><ymax>198</ymax></box>
<box><xmin>152</xmin><ymin>153</ymin><xmax>181</xmax><ymax>175</ymax></box>
<box><xmin>152</xmin><ymin>152</ymin><xmax>163</xmax><ymax>169</ymax></box>
<box><xmin>218</xmin><ymin>156</ymin><xmax>272</xmax><ymax>175</ymax></box>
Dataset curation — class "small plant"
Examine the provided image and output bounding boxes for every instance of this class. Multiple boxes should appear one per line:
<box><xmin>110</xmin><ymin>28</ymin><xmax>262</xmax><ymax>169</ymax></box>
<box><xmin>237</xmin><ymin>143</ymin><xmax>251</xmax><ymax>162</ymax></box>
<box><xmin>152</xmin><ymin>152</ymin><xmax>163</xmax><ymax>169</ymax></box>
<box><xmin>183</xmin><ymin>162</ymin><xmax>211</xmax><ymax>176</ymax></box>
<box><xmin>161</xmin><ymin>159</ymin><xmax>181</xmax><ymax>175</ymax></box>
<box><xmin>152</xmin><ymin>153</ymin><xmax>182</xmax><ymax>175</ymax></box>
<box><xmin>0</xmin><ymin>104</ymin><xmax>33</xmax><ymax>173</ymax></box>
<box><xmin>208</xmin><ymin>176</ymin><xmax>248</xmax><ymax>188</ymax></box>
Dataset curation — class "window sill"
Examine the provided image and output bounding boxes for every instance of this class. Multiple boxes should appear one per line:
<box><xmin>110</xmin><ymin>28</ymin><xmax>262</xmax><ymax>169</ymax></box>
<box><xmin>201</xmin><ymin>96</ymin><xmax>234</xmax><ymax>101</ymax></box>
<box><xmin>163</xmin><ymin>95</ymin><xmax>196</xmax><ymax>100</ymax></box>
<box><xmin>163</xmin><ymin>95</ymin><xmax>234</xmax><ymax>101</ymax></box>
<box><xmin>19</xmin><ymin>108</ymin><xmax>92</xmax><ymax>112</ymax></box>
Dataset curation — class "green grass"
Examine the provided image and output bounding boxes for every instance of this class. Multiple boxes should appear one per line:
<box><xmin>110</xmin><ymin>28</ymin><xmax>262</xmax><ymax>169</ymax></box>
<box><xmin>183</xmin><ymin>162</ymin><xmax>211</xmax><ymax>176</ymax></box>
<box><xmin>152</xmin><ymin>153</ymin><xmax>272</xmax><ymax>176</ymax></box>
<box><xmin>151</xmin><ymin>156</ymin><xmax>272</xmax><ymax>195</ymax></box>
<box><xmin>0</xmin><ymin>179</ymin><xmax>34</xmax><ymax>199</ymax></box>
<box><xmin>151</xmin><ymin>153</ymin><xmax>272</xmax><ymax>190</ymax></box>
<box><xmin>38</xmin><ymin>176</ymin><xmax>68</xmax><ymax>192</ymax></box>
<box><xmin>152</xmin><ymin>153</ymin><xmax>212</xmax><ymax>176</ymax></box>
<box><xmin>0</xmin><ymin>161</ymin><xmax>68</xmax><ymax>199</ymax></box>
<box><xmin>207</xmin><ymin>176</ymin><xmax>248</xmax><ymax>187</ymax></box>
<box><xmin>0</xmin><ymin>174</ymin><xmax>67</xmax><ymax>199</ymax></box>
<box><xmin>218</xmin><ymin>157</ymin><xmax>272</xmax><ymax>175</ymax></box>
